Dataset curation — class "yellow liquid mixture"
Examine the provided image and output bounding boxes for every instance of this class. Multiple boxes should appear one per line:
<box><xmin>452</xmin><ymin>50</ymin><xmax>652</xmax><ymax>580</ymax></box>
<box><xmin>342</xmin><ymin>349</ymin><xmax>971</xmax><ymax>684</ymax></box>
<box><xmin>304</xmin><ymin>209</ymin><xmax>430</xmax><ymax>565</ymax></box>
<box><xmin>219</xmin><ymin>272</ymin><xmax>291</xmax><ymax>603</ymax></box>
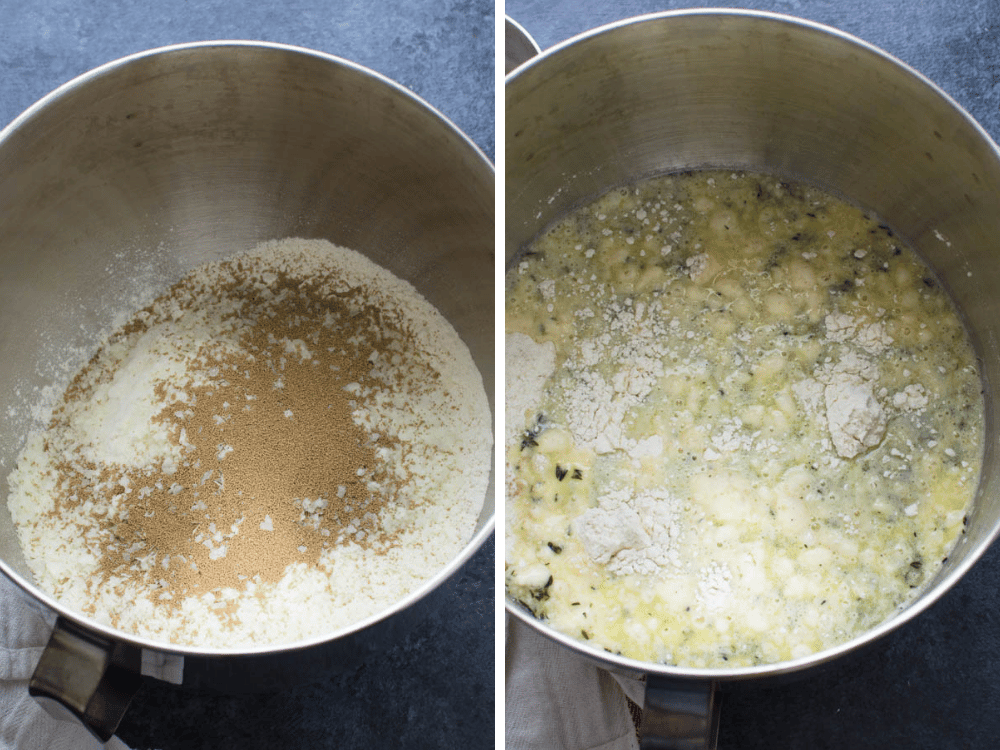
<box><xmin>505</xmin><ymin>171</ymin><xmax>983</xmax><ymax>667</ymax></box>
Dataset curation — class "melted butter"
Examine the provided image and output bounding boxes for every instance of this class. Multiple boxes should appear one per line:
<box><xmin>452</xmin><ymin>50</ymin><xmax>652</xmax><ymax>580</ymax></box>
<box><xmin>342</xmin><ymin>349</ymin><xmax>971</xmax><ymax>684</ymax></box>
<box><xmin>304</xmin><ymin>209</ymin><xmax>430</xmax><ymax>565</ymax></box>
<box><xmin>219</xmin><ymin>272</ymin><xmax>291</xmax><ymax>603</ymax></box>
<box><xmin>505</xmin><ymin>171</ymin><xmax>983</xmax><ymax>667</ymax></box>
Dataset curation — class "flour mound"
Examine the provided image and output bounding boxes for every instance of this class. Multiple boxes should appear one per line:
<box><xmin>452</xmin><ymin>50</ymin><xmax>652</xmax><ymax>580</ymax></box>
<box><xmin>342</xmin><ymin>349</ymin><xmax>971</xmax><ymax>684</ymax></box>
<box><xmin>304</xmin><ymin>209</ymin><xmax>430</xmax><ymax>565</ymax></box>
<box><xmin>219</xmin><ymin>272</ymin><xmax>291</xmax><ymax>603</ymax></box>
<box><xmin>6</xmin><ymin>238</ymin><xmax>492</xmax><ymax>648</ymax></box>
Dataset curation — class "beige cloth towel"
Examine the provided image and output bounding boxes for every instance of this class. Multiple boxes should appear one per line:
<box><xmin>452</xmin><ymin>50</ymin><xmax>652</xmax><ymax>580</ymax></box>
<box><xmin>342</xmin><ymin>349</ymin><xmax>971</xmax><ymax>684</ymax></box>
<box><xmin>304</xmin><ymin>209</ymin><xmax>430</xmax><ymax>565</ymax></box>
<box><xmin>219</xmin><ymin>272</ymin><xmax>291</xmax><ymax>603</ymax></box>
<box><xmin>0</xmin><ymin>573</ymin><xmax>131</xmax><ymax>750</ymax></box>
<box><xmin>506</xmin><ymin>614</ymin><xmax>644</xmax><ymax>750</ymax></box>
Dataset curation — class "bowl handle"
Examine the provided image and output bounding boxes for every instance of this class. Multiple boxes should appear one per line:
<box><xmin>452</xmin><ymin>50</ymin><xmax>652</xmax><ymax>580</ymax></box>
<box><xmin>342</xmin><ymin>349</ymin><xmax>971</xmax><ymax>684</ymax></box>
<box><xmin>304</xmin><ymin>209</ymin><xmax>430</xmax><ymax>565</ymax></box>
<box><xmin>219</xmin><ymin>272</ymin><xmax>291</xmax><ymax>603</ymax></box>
<box><xmin>28</xmin><ymin>616</ymin><xmax>143</xmax><ymax>742</ymax></box>
<box><xmin>505</xmin><ymin>16</ymin><xmax>542</xmax><ymax>74</ymax></box>
<box><xmin>640</xmin><ymin>676</ymin><xmax>721</xmax><ymax>750</ymax></box>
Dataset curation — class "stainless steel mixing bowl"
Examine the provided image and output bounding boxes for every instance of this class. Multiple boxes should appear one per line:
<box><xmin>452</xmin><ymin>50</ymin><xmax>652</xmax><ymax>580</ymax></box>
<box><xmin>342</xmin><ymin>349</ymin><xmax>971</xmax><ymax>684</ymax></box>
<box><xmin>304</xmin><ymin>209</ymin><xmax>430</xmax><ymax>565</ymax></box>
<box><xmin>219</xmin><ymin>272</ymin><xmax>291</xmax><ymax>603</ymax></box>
<box><xmin>506</xmin><ymin>9</ymin><xmax>1000</xmax><ymax>747</ymax></box>
<box><xmin>0</xmin><ymin>40</ymin><xmax>494</xmax><ymax>739</ymax></box>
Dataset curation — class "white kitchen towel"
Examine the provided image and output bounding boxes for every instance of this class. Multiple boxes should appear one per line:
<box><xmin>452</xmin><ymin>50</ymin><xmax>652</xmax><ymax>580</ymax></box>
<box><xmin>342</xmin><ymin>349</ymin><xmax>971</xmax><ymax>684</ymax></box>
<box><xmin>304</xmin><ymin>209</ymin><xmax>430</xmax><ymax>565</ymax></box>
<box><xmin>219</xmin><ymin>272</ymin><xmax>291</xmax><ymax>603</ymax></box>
<box><xmin>0</xmin><ymin>573</ymin><xmax>130</xmax><ymax>750</ymax></box>
<box><xmin>505</xmin><ymin>613</ymin><xmax>644</xmax><ymax>750</ymax></box>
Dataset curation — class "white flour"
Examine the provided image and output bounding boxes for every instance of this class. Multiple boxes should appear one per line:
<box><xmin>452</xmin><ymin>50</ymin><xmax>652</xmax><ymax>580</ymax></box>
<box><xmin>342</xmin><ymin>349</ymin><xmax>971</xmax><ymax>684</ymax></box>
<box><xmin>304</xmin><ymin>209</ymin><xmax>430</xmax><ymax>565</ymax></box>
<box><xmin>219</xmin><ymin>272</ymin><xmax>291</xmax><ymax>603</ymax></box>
<box><xmin>7</xmin><ymin>238</ymin><xmax>491</xmax><ymax>648</ymax></box>
<box><xmin>574</xmin><ymin>487</ymin><xmax>682</xmax><ymax>577</ymax></box>
<box><xmin>823</xmin><ymin>372</ymin><xmax>886</xmax><ymax>459</ymax></box>
<box><xmin>504</xmin><ymin>332</ymin><xmax>556</xmax><ymax>446</ymax></box>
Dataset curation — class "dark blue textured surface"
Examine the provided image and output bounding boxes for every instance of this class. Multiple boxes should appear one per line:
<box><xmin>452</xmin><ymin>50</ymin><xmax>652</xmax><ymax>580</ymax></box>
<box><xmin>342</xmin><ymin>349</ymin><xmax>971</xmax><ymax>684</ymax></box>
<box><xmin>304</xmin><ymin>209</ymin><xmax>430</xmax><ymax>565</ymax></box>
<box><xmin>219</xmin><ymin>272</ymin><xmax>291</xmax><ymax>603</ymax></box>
<box><xmin>505</xmin><ymin>1</ymin><xmax>1000</xmax><ymax>748</ymax></box>
<box><xmin>0</xmin><ymin>1</ymin><xmax>494</xmax><ymax>748</ymax></box>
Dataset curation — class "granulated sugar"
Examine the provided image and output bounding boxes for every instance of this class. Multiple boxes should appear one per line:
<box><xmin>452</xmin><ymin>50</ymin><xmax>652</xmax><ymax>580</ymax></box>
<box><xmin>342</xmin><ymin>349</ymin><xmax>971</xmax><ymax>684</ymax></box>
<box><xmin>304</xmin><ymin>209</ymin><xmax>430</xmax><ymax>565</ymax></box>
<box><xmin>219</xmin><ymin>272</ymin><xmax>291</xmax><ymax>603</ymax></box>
<box><xmin>7</xmin><ymin>238</ymin><xmax>491</xmax><ymax>648</ymax></box>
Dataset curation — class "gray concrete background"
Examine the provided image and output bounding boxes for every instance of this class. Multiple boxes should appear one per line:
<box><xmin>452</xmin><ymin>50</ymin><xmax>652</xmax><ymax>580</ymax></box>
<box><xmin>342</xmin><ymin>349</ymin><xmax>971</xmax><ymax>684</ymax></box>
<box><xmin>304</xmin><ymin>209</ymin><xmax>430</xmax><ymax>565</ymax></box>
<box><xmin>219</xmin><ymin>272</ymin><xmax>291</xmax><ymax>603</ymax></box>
<box><xmin>0</xmin><ymin>1</ymin><xmax>494</xmax><ymax>748</ymax></box>
<box><xmin>505</xmin><ymin>1</ymin><xmax>1000</xmax><ymax>748</ymax></box>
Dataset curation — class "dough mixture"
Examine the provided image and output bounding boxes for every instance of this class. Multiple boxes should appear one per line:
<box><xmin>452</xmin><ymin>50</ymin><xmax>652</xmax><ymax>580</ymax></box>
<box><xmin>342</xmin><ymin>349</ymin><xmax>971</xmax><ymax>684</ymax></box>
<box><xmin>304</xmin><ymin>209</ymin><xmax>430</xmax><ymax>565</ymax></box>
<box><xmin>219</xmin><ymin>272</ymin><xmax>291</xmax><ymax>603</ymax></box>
<box><xmin>7</xmin><ymin>238</ymin><xmax>491</xmax><ymax>648</ymax></box>
<box><xmin>505</xmin><ymin>171</ymin><xmax>983</xmax><ymax>668</ymax></box>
